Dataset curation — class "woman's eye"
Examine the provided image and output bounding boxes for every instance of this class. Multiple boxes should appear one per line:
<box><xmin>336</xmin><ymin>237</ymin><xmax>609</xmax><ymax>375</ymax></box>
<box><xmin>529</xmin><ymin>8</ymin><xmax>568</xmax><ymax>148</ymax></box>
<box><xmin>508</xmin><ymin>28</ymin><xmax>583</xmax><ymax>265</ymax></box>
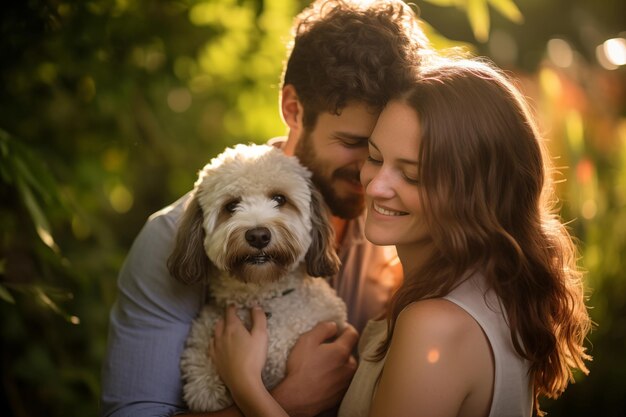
<box><xmin>272</xmin><ymin>194</ymin><xmax>287</xmax><ymax>206</ymax></box>
<box><xmin>366</xmin><ymin>155</ymin><xmax>382</xmax><ymax>165</ymax></box>
<box><xmin>224</xmin><ymin>200</ymin><xmax>239</xmax><ymax>213</ymax></box>
<box><xmin>403</xmin><ymin>174</ymin><xmax>420</xmax><ymax>185</ymax></box>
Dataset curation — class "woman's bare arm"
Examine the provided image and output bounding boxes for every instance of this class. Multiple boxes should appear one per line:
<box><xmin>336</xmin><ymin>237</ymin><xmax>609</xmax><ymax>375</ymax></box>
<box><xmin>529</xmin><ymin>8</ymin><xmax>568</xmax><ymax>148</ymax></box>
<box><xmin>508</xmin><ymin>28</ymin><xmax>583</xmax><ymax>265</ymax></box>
<box><xmin>369</xmin><ymin>299</ymin><xmax>493</xmax><ymax>417</ymax></box>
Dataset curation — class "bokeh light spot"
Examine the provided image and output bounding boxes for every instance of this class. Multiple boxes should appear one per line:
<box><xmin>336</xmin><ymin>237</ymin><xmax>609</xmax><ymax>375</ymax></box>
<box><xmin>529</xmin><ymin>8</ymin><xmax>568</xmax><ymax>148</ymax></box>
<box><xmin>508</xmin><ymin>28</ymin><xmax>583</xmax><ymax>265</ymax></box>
<box><xmin>547</xmin><ymin>38</ymin><xmax>573</xmax><ymax>68</ymax></box>
<box><xmin>109</xmin><ymin>184</ymin><xmax>134</xmax><ymax>213</ymax></box>
<box><xmin>489</xmin><ymin>29</ymin><xmax>518</xmax><ymax>66</ymax></box>
<box><xmin>427</xmin><ymin>349</ymin><xmax>440</xmax><ymax>364</ymax></box>
<box><xmin>576</xmin><ymin>158</ymin><xmax>594</xmax><ymax>185</ymax></box>
<box><xmin>167</xmin><ymin>88</ymin><xmax>192</xmax><ymax>113</ymax></box>
<box><xmin>581</xmin><ymin>199</ymin><xmax>597</xmax><ymax>220</ymax></box>
<box><xmin>78</xmin><ymin>76</ymin><xmax>96</xmax><ymax>102</ymax></box>
<box><xmin>603</xmin><ymin>38</ymin><xmax>626</xmax><ymax>66</ymax></box>
<box><xmin>565</xmin><ymin>110</ymin><xmax>584</xmax><ymax>155</ymax></box>
<box><xmin>539</xmin><ymin>68</ymin><xmax>562</xmax><ymax>100</ymax></box>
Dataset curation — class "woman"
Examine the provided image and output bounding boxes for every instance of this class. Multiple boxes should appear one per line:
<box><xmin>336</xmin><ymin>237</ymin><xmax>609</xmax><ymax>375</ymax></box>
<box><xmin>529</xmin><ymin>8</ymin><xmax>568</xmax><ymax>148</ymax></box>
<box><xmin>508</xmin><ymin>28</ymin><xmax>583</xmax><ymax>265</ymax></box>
<box><xmin>211</xmin><ymin>58</ymin><xmax>592</xmax><ymax>417</ymax></box>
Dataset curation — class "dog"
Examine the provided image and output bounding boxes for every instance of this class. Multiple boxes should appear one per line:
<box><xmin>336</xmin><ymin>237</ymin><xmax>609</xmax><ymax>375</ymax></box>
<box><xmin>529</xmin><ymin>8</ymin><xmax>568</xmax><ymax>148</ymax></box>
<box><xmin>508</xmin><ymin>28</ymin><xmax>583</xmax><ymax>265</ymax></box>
<box><xmin>168</xmin><ymin>143</ymin><xmax>347</xmax><ymax>412</ymax></box>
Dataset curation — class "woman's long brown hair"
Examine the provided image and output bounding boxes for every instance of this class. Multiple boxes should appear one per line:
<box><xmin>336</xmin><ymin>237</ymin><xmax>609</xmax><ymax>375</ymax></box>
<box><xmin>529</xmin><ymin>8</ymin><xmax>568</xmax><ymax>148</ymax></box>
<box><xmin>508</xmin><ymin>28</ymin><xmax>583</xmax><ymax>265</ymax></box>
<box><xmin>375</xmin><ymin>58</ymin><xmax>591</xmax><ymax>415</ymax></box>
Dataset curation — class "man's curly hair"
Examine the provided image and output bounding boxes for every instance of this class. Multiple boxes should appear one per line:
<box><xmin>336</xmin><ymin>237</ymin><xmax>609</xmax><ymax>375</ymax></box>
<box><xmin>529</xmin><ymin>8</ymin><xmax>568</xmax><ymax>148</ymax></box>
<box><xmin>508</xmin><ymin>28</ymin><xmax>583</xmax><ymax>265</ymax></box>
<box><xmin>282</xmin><ymin>0</ymin><xmax>429</xmax><ymax>129</ymax></box>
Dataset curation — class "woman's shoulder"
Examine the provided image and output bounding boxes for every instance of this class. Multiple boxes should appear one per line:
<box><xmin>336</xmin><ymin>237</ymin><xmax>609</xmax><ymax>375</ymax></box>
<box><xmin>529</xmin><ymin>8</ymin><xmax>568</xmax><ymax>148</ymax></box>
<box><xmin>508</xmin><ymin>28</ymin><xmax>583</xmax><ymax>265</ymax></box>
<box><xmin>394</xmin><ymin>298</ymin><xmax>486</xmax><ymax>349</ymax></box>
<box><xmin>374</xmin><ymin>299</ymin><xmax>494</xmax><ymax>416</ymax></box>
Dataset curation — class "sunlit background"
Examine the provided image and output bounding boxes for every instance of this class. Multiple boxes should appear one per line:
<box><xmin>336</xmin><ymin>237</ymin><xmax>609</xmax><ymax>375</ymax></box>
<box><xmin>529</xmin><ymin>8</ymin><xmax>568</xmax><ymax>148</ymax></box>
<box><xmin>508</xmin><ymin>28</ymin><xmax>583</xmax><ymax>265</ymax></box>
<box><xmin>0</xmin><ymin>1</ymin><xmax>624</xmax><ymax>416</ymax></box>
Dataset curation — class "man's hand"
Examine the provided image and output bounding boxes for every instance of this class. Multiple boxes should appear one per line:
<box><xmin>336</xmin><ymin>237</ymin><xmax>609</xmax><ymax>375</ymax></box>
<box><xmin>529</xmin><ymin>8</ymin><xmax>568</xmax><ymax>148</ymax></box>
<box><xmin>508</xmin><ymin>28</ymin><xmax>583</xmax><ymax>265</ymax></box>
<box><xmin>271</xmin><ymin>321</ymin><xmax>359</xmax><ymax>417</ymax></box>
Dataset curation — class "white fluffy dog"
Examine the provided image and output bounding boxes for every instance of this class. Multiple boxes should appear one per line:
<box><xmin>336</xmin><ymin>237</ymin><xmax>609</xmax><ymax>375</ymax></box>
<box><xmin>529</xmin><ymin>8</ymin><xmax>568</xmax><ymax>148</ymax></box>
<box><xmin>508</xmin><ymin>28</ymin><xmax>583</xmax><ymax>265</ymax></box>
<box><xmin>168</xmin><ymin>144</ymin><xmax>347</xmax><ymax>412</ymax></box>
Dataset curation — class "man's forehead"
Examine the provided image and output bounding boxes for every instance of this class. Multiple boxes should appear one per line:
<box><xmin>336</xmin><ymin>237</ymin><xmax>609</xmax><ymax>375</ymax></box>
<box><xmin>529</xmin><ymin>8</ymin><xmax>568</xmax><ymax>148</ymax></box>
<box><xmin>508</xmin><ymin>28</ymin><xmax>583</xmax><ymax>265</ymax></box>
<box><xmin>325</xmin><ymin>100</ymin><xmax>381</xmax><ymax>117</ymax></box>
<box><xmin>316</xmin><ymin>103</ymin><xmax>379</xmax><ymax>130</ymax></box>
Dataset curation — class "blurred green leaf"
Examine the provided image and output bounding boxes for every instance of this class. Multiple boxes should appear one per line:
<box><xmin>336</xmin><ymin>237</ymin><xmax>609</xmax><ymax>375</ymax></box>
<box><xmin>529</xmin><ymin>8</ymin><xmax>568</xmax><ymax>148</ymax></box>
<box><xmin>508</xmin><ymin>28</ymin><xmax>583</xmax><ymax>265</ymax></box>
<box><xmin>13</xmin><ymin>150</ymin><xmax>52</xmax><ymax>202</ymax></box>
<box><xmin>15</xmin><ymin>176</ymin><xmax>59</xmax><ymax>253</ymax></box>
<box><xmin>0</xmin><ymin>283</ymin><xmax>15</xmax><ymax>304</ymax></box>
<box><xmin>422</xmin><ymin>0</ymin><xmax>463</xmax><ymax>6</ymax></box>
<box><xmin>467</xmin><ymin>0</ymin><xmax>490</xmax><ymax>42</ymax></box>
<box><xmin>488</xmin><ymin>0</ymin><xmax>524</xmax><ymax>23</ymax></box>
<box><xmin>34</xmin><ymin>287</ymin><xmax>65</xmax><ymax>318</ymax></box>
<box><xmin>421</xmin><ymin>0</ymin><xmax>523</xmax><ymax>43</ymax></box>
<box><xmin>419</xmin><ymin>20</ymin><xmax>476</xmax><ymax>52</ymax></box>
<box><xmin>0</xmin><ymin>130</ymin><xmax>13</xmax><ymax>183</ymax></box>
<box><xmin>1</xmin><ymin>130</ymin><xmax>62</xmax><ymax>252</ymax></box>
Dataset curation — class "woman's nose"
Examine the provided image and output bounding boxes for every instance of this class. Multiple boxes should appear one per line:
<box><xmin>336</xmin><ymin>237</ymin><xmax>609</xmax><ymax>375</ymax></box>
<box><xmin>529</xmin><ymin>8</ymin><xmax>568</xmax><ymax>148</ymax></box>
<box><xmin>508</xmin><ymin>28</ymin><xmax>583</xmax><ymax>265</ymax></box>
<box><xmin>366</xmin><ymin>169</ymin><xmax>395</xmax><ymax>199</ymax></box>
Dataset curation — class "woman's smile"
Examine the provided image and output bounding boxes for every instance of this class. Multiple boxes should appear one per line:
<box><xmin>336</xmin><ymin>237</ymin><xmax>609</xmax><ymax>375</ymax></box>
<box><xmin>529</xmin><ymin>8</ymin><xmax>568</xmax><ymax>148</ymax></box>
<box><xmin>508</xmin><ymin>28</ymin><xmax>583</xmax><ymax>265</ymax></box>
<box><xmin>371</xmin><ymin>202</ymin><xmax>408</xmax><ymax>217</ymax></box>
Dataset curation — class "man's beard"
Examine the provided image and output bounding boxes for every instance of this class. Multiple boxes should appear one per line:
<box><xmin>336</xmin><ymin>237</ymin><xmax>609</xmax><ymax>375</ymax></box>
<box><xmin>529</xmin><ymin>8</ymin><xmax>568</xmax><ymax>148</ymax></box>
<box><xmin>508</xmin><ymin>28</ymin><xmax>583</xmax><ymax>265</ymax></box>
<box><xmin>295</xmin><ymin>130</ymin><xmax>364</xmax><ymax>219</ymax></box>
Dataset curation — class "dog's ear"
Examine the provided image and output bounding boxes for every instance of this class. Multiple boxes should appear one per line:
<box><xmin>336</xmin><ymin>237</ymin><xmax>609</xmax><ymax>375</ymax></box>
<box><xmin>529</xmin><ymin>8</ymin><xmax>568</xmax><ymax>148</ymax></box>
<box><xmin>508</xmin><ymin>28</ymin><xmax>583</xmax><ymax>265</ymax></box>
<box><xmin>305</xmin><ymin>185</ymin><xmax>341</xmax><ymax>277</ymax></box>
<box><xmin>168</xmin><ymin>194</ymin><xmax>215</xmax><ymax>285</ymax></box>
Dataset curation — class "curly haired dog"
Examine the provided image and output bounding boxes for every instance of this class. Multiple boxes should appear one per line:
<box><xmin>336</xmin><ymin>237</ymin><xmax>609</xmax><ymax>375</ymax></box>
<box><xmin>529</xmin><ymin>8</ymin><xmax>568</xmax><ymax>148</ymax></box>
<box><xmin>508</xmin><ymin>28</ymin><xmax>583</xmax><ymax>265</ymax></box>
<box><xmin>168</xmin><ymin>144</ymin><xmax>347</xmax><ymax>412</ymax></box>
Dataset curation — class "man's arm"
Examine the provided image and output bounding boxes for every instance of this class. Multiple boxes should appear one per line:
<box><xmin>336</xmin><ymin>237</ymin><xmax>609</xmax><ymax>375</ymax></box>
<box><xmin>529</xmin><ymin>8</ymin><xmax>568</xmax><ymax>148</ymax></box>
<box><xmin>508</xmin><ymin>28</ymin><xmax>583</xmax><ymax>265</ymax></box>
<box><xmin>101</xmin><ymin>199</ymin><xmax>204</xmax><ymax>417</ymax></box>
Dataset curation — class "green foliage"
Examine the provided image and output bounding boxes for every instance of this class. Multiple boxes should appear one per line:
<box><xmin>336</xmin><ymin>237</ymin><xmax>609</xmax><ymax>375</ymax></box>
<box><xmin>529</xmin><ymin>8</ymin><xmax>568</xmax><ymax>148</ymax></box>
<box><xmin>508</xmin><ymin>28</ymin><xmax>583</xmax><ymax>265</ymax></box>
<box><xmin>420</xmin><ymin>0</ymin><xmax>523</xmax><ymax>43</ymax></box>
<box><xmin>534</xmin><ymin>65</ymin><xmax>626</xmax><ymax>415</ymax></box>
<box><xmin>0</xmin><ymin>0</ymin><xmax>295</xmax><ymax>415</ymax></box>
<box><xmin>0</xmin><ymin>128</ymin><xmax>93</xmax><ymax>415</ymax></box>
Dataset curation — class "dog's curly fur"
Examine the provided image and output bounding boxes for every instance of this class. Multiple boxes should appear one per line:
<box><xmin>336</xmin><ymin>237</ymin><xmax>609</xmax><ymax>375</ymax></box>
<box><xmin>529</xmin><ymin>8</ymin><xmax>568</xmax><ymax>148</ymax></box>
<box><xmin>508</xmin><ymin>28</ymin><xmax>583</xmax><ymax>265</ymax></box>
<box><xmin>168</xmin><ymin>144</ymin><xmax>347</xmax><ymax>412</ymax></box>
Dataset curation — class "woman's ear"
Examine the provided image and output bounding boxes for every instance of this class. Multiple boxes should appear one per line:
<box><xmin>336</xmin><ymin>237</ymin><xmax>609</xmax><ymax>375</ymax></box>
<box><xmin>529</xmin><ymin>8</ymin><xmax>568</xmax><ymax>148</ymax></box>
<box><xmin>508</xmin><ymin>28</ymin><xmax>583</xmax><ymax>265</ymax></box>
<box><xmin>167</xmin><ymin>194</ymin><xmax>215</xmax><ymax>285</ymax></box>
<box><xmin>305</xmin><ymin>185</ymin><xmax>341</xmax><ymax>278</ymax></box>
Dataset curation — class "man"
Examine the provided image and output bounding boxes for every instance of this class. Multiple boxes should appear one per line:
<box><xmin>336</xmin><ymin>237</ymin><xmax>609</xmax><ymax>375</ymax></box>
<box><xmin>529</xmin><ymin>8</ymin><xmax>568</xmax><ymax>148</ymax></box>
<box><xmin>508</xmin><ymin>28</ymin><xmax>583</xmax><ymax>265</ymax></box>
<box><xmin>101</xmin><ymin>1</ymin><xmax>428</xmax><ymax>416</ymax></box>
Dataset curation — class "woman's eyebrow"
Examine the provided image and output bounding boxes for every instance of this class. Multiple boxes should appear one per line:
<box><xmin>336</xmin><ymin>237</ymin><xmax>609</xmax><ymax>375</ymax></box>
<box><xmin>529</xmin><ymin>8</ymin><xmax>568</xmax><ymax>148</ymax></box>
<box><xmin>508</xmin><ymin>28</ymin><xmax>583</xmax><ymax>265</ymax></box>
<box><xmin>368</xmin><ymin>139</ymin><xmax>419</xmax><ymax>165</ymax></box>
<box><xmin>398</xmin><ymin>158</ymin><xmax>419</xmax><ymax>166</ymax></box>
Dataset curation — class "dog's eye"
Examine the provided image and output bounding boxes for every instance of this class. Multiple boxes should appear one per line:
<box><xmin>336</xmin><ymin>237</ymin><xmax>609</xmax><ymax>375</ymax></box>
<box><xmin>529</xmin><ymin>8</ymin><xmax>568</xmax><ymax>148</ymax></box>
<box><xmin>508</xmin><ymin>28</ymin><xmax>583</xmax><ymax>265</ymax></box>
<box><xmin>224</xmin><ymin>200</ymin><xmax>240</xmax><ymax>213</ymax></box>
<box><xmin>271</xmin><ymin>194</ymin><xmax>286</xmax><ymax>206</ymax></box>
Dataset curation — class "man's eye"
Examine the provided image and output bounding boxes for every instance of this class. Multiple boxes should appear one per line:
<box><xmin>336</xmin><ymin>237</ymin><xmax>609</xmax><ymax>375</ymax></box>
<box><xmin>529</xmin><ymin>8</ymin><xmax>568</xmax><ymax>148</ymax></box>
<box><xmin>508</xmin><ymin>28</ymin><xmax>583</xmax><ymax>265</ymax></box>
<box><xmin>339</xmin><ymin>137</ymin><xmax>367</xmax><ymax>148</ymax></box>
<box><xmin>271</xmin><ymin>194</ymin><xmax>287</xmax><ymax>206</ymax></box>
<box><xmin>224</xmin><ymin>200</ymin><xmax>240</xmax><ymax>213</ymax></box>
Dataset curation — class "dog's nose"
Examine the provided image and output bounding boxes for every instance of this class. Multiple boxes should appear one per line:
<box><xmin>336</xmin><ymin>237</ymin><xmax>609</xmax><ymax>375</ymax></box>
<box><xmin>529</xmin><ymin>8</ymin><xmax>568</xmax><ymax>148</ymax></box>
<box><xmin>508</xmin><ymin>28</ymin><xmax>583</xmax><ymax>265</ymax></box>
<box><xmin>245</xmin><ymin>227</ymin><xmax>271</xmax><ymax>249</ymax></box>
